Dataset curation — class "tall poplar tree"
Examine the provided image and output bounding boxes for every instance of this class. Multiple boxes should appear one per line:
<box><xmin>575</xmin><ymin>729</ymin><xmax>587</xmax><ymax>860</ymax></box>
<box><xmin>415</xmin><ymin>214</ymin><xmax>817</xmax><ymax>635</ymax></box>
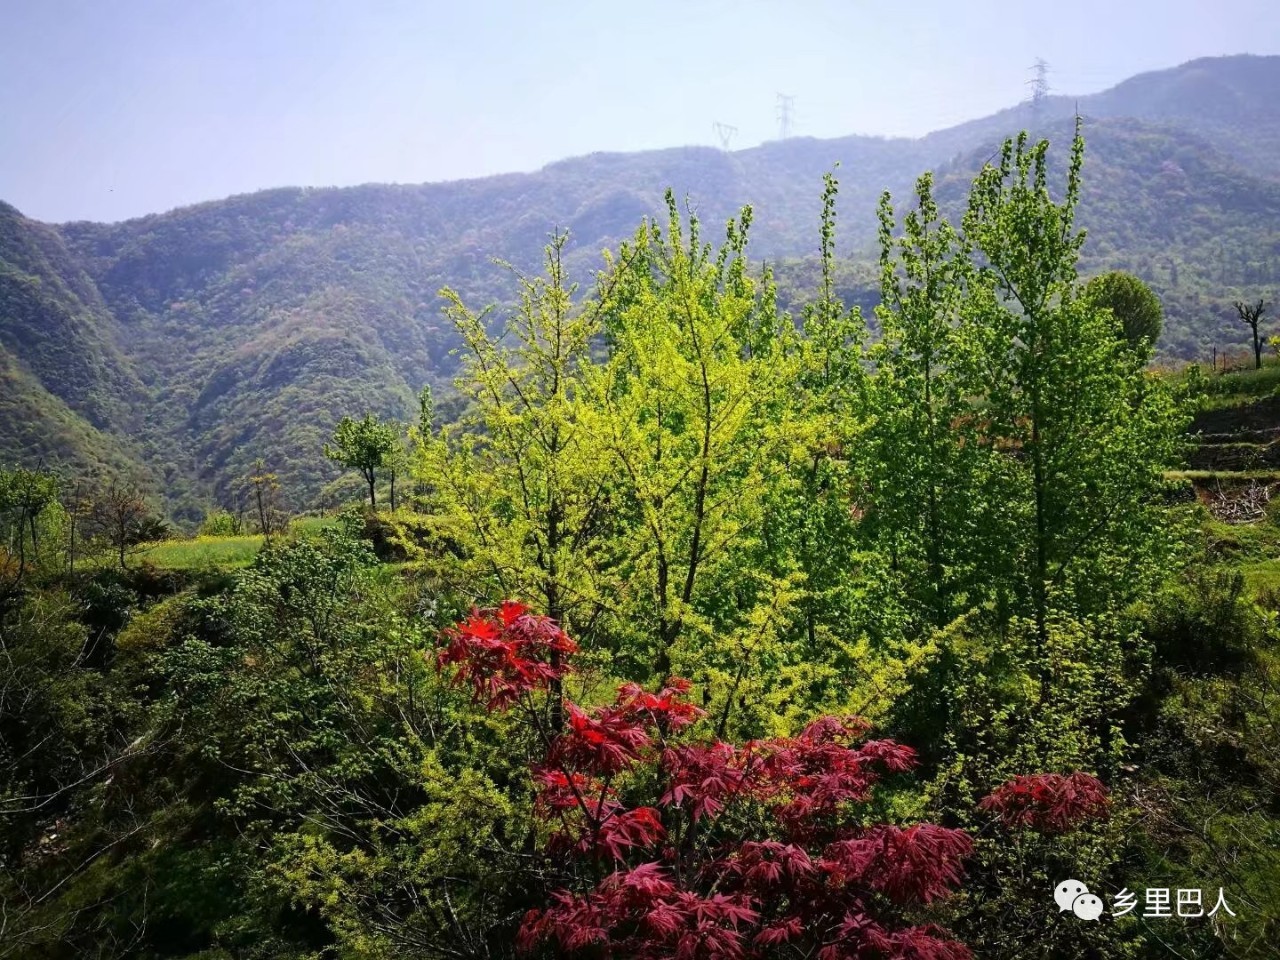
<box><xmin>962</xmin><ymin>125</ymin><xmax>1185</xmax><ymax>664</ymax></box>
<box><xmin>771</xmin><ymin>172</ymin><xmax>875</xmax><ymax>653</ymax></box>
<box><xmin>863</xmin><ymin>172</ymin><xmax>998</xmax><ymax>630</ymax></box>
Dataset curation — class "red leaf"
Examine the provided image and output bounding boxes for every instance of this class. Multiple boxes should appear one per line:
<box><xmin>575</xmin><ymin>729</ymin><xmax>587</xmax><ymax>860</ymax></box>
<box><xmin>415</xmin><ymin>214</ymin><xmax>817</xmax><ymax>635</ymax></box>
<box><xmin>978</xmin><ymin>772</ymin><xmax>1110</xmax><ymax>833</ymax></box>
<box><xmin>436</xmin><ymin>604</ymin><xmax>576</xmax><ymax>709</ymax></box>
<box><xmin>821</xmin><ymin>824</ymin><xmax>972</xmax><ymax>903</ymax></box>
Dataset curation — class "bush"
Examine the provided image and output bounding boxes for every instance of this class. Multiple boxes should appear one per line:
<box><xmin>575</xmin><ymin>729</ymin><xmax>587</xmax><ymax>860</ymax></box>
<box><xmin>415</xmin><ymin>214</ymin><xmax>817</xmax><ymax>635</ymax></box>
<box><xmin>198</xmin><ymin>510</ymin><xmax>243</xmax><ymax>536</ymax></box>
<box><xmin>1144</xmin><ymin>570</ymin><xmax>1263</xmax><ymax>675</ymax></box>
<box><xmin>359</xmin><ymin>509</ymin><xmax>465</xmax><ymax>562</ymax></box>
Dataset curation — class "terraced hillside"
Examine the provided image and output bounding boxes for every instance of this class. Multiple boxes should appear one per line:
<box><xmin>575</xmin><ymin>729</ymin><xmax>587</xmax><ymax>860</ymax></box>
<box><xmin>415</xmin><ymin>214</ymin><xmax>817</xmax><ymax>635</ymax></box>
<box><xmin>1182</xmin><ymin>360</ymin><xmax>1280</xmax><ymax>591</ymax></box>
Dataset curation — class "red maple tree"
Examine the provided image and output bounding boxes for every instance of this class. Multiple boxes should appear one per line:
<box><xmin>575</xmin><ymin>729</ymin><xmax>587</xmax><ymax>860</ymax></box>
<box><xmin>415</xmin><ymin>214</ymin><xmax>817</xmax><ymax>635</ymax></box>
<box><xmin>435</xmin><ymin>604</ymin><xmax>1113</xmax><ymax>959</ymax></box>
<box><xmin>977</xmin><ymin>771</ymin><xmax>1110</xmax><ymax>834</ymax></box>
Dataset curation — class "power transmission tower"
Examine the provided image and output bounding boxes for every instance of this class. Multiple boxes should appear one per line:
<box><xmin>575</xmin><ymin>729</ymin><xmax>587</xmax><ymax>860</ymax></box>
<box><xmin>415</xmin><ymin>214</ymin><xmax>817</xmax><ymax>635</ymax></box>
<box><xmin>713</xmin><ymin>121</ymin><xmax>738</xmax><ymax>150</ymax></box>
<box><xmin>776</xmin><ymin>93</ymin><xmax>795</xmax><ymax>140</ymax></box>
<box><xmin>1027</xmin><ymin>58</ymin><xmax>1049</xmax><ymax>123</ymax></box>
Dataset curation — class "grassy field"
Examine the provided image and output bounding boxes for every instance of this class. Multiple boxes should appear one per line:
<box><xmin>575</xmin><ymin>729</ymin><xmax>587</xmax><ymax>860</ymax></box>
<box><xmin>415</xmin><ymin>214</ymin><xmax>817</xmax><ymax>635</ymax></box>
<box><xmin>135</xmin><ymin>515</ymin><xmax>338</xmax><ymax>571</ymax></box>
<box><xmin>136</xmin><ymin>534</ymin><xmax>264</xmax><ymax>570</ymax></box>
<box><xmin>1192</xmin><ymin>356</ymin><xmax>1280</xmax><ymax>409</ymax></box>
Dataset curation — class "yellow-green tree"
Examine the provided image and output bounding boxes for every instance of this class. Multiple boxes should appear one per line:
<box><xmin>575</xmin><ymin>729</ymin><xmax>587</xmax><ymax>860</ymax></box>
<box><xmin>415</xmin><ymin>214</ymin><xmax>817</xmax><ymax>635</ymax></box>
<box><xmin>417</xmin><ymin>234</ymin><xmax>619</xmax><ymax>723</ymax></box>
<box><xmin>582</xmin><ymin>194</ymin><xmax>804</xmax><ymax>715</ymax></box>
<box><xmin>324</xmin><ymin>413</ymin><xmax>398</xmax><ymax>510</ymax></box>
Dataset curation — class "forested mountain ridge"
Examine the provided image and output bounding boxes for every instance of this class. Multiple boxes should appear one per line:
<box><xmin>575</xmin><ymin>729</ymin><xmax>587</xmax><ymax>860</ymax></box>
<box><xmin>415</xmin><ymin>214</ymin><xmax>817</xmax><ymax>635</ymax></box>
<box><xmin>922</xmin><ymin>53</ymin><xmax>1280</xmax><ymax>178</ymax></box>
<box><xmin>3</xmin><ymin>54</ymin><xmax>1280</xmax><ymax>520</ymax></box>
<box><xmin>0</xmin><ymin>204</ymin><xmax>154</xmax><ymax>487</ymax></box>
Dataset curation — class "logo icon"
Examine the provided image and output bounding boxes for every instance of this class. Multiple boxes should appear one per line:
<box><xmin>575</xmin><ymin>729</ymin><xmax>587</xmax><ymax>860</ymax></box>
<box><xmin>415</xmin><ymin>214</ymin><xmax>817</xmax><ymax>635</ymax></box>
<box><xmin>1073</xmin><ymin>893</ymin><xmax>1104</xmax><ymax>920</ymax></box>
<box><xmin>1054</xmin><ymin>879</ymin><xmax>1102</xmax><ymax>920</ymax></box>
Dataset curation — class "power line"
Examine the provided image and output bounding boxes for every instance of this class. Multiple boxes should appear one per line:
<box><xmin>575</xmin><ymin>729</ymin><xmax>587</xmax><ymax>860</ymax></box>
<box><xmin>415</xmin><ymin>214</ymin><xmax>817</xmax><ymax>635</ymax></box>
<box><xmin>1027</xmin><ymin>58</ymin><xmax>1050</xmax><ymax>122</ymax></box>
<box><xmin>776</xmin><ymin>93</ymin><xmax>795</xmax><ymax>140</ymax></box>
<box><xmin>712</xmin><ymin>121</ymin><xmax>738</xmax><ymax>150</ymax></box>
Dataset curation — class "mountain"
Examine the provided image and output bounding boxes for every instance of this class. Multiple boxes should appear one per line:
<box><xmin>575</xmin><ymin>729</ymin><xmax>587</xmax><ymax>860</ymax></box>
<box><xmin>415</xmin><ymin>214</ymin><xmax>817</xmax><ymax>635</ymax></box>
<box><xmin>921</xmin><ymin>54</ymin><xmax>1280</xmax><ymax>179</ymax></box>
<box><xmin>0</xmin><ymin>204</ymin><xmax>154</xmax><ymax>487</ymax></box>
<box><xmin>4</xmin><ymin>54</ymin><xmax>1280</xmax><ymax>521</ymax></box>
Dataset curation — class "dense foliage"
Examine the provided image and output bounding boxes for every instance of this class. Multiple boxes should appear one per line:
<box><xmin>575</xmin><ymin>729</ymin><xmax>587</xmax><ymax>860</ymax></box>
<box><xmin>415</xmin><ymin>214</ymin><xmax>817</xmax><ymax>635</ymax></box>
<box><xmin>1085</xmin><ymin>271</ymin><xmax>1164</xmax><ymax>356</ymax></box>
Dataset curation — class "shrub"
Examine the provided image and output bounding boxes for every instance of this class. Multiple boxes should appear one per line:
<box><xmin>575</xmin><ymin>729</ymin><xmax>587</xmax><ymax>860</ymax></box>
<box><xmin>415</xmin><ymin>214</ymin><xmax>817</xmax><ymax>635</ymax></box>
<box><xmin>198</xmin><ymin>510</ymin><xmax>243</xmax><ymax>537</ymax></box>
<box><xmin>436</xmin><ymin>604</ymin><xmax>1122</xmax><ymax>960</ymax></box>
<box><xmin>1145</xmin><ymin>570</ymin><xmax>1261</xmax><ymax>675</ymax></box>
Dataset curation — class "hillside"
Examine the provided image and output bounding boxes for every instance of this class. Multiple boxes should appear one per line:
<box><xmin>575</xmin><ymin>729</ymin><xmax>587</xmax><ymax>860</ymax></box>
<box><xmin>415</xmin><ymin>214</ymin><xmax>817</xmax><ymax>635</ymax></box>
<box><xmin>922</xmin><ymin>54</ymin><xmax>1280</xmax><ymax>178</ymax></box>
<box><xmin>4</xmin><ymin>54</ymin><xmax>1280</xmax><ymax>519</ymax></box>
<box><xmin>0</xmin><ymin>204</ymin><xmax>155</xmax><ymax>487</ymax></box>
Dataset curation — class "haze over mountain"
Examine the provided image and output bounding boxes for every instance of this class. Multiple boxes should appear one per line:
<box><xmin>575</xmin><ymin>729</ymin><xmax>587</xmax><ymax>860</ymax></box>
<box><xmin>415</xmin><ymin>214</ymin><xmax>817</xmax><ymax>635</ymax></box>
<box><xmin>3</xmin><ymin>54</ymin><xmax>1279</xmax><ymax>522</ymax></box>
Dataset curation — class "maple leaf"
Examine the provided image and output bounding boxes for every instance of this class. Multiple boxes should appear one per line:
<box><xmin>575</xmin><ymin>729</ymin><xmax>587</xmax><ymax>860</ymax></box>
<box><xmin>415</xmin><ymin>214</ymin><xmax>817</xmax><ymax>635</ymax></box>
<box><xmin>436</xmin><ymin>604</ymin><xmax>577</xmax><ymax>709</ymax></box>
<box><xmin>616</xmin><ymin>678</ymin><xmax>705</xmax><ymax>729</ymax></box>
<box><xmin>660</xmin><ymin>741</ymin><xmax>753</xmax><ymax>821</ymax></box>
<box><xmin>596</xmin><ymin>807</ymin><xmax>666</xmax><ymax>860</ymax></box>
<box><xmin>978</xmin><ymin>772</ymin><xmax>1110</xmax><ymax>833</ymax></box>
<box><xmin>550</xmin><ymin>702</ymin><xmax>653</xmax><ymax>776</ymax></box>
<box><xmin>447</xmin><ymin>608</ymin><xmax>974</xmax><ymax>960</ymax></box>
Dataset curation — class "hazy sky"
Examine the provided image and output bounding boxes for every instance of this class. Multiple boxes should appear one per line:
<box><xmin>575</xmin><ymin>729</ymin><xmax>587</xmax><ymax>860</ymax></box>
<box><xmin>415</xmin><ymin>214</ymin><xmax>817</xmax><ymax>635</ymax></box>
<box><xmin>2</xmin><ymin>0</ymin><xmax>1278</xmax><ymax>223</ymax></box>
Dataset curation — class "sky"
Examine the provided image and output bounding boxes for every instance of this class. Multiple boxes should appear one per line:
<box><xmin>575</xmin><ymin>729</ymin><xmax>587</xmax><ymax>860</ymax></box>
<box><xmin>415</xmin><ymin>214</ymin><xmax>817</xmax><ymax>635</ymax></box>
<box><xmin>2</xmin><ymin>0</ymin><xmax>1278</xmax><ymax>224</ymax></box>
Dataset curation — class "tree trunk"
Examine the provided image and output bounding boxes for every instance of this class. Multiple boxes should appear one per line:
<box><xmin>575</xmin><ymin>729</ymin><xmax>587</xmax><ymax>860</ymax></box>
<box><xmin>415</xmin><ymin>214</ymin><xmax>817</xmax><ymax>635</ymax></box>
<box><xmin>1031</xmin><ymin>386</ymin><xmax>1050</xmax><ymax>701</ymax></box>
<box><xmin>256</xmin><ymin>487</ymin><xmax>268</xmax><ymax>535</ymax></box>
<box><xmin>546</xmin><ymin>494</ymin><xmax>564</xmax><ymax>732</ymax></box>
<box><xmin>923</xmin><ymin>352</ymin><xmax>944</xmax><ymax>626</ymax></box>
<box><xmin>15</xmin><ymin>507</ymin><xmax>27</xmax><ymax>578</ymax></box>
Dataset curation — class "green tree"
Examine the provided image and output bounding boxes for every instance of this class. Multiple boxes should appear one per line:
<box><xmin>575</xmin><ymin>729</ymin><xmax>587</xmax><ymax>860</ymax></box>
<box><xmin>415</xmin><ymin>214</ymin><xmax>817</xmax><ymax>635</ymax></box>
<box><xmin>417</xmin><ymin>383</ymin><xmax>434</xmax><ymax>439</ymax></box>
<box><xmin>583</xmin><ymin>193</ymin><xmax>802</xmax><ymax>698</ymax></box>
<box><xmin>962</xmin><ymin>126</ymin><xmax>1186</xmax><ymax>676</ymax></box>
<box><xmin>779</xmin><ymin>172</ymin><xmax>874</xmax><ymax>652</ymax></box>
<box><xmin>324</xmin><ymin>413</ymin><xmax>399</xmax><ymax>510</ymax></box>
<box><xmin>385</xmin><ymin>421</ymin><xmax>408</xmax><ymax>512</ymax></box>
<box><xmin>863</xmin><ymin>171</ymin><xmax>995</xmax><ymax>630</ymax></box>
<box><xmin>161</xmin><ymin>528</ymin><xmax>520</xmax><ymax>956</ymax></box>
<box><xmin>1084</xmin><ymin>270</ymin><xmax>1164</xmax><ymax>358</ymax></box>
<box><xmin>0</xmin><ymin>467</ymin><xmax>59</xmax><ymax>579</ymax></box>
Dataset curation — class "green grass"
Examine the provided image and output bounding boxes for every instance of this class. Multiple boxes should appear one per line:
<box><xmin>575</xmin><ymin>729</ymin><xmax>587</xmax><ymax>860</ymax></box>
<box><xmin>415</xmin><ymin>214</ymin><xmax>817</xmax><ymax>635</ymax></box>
<box><xmin>136</xmin><ymin>534</ymin><xmax>265</xmax><ymax>570</ymax></box>
<box><xmin>135</xmin><ymin>514</ymin><xmax>340</xmax><ymax>571</ymax></box>
<box><xmin>1202</xmin><ymin>514</ymin><xmax>1280</xmax><ymax>555</ymax></box>
<box><xmin>1236</xmin><ymin>556</ymin><xmax>1280</xmax><ymax>594</ymax></box>
<box><xmin>1186</xmin><ymin>356</ymin><xmax>1280</xmax><ymax>409</ymax></box>
<box><xmin>290</xmin><ymin>514</ymin><xmax>337</xmax><ymax>535</ymax></box>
